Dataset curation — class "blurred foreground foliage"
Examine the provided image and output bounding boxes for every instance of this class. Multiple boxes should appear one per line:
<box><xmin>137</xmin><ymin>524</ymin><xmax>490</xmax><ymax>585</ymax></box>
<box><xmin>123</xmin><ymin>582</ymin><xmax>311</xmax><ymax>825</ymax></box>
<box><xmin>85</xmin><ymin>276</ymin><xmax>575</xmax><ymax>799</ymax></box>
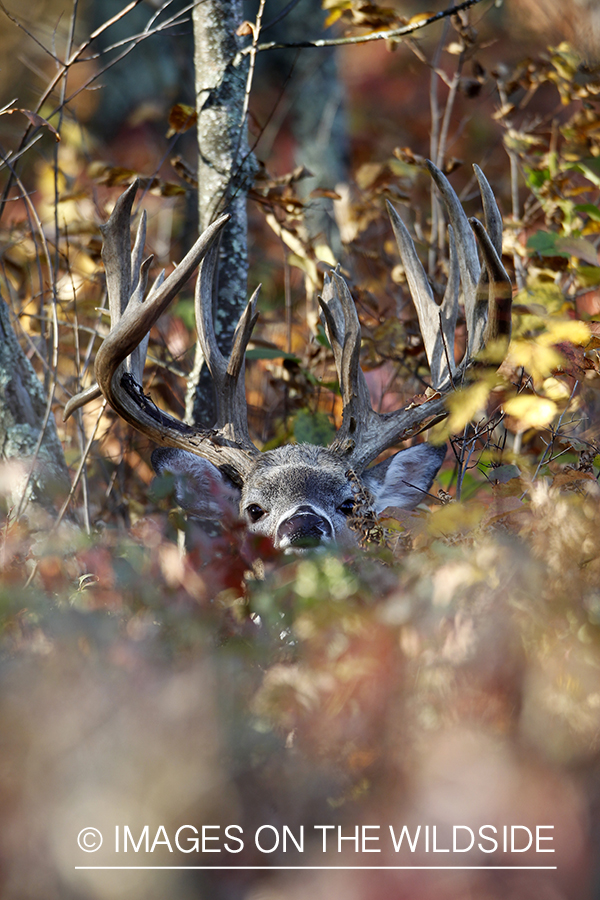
<box><xmin>0</xmin><ymin>455</ymin><xmax>599</xmax><ymax>897</ymax></box>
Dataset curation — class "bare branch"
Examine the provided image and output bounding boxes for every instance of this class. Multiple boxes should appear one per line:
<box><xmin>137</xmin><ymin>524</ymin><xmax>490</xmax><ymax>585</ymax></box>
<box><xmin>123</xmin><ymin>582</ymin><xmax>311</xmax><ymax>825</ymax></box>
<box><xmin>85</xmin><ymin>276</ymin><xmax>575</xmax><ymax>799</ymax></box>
<box><xmin>240</xmin><ymin>0</ymin><xmax>488</xmax><ymax>56</ymax></box>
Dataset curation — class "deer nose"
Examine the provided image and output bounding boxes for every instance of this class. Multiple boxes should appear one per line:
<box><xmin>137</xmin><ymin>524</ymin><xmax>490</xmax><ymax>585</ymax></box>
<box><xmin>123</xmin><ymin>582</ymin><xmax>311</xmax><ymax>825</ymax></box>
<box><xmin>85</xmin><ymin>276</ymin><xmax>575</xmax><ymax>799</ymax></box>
<box><xmin>277</xmin><ymin>506</ymin><xmax>333</xmax><ymax>548</ymax></box>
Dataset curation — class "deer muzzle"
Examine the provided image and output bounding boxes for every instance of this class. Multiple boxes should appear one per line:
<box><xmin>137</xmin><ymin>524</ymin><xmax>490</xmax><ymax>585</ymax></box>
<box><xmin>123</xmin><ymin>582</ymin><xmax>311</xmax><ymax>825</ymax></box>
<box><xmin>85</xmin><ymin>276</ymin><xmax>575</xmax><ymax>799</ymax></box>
<box><xmin>276</xmin><ymin>506</ymin><xmax>333</xmax><ymax>549</ymax></box>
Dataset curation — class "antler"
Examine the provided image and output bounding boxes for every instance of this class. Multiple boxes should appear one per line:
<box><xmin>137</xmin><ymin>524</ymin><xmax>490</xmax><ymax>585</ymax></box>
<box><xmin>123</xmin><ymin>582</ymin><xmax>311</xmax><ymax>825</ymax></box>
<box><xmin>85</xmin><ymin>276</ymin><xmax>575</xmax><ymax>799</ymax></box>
<box><xmin>64</xmin><ymin>180</ymin><xmax>260</xmax><ymax>480</ymax></box>
<box><xmin>321</xmin><ymin>161</ymin><xmax>512</xmax><ymax>472</ymax></box>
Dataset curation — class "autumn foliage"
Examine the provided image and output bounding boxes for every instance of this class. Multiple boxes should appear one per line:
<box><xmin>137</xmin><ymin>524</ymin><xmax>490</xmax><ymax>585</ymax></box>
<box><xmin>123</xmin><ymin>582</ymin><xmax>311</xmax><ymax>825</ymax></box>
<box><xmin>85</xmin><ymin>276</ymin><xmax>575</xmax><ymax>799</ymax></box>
<box><xmin>0</xmin><ymin>2</ymin><xmax>600</xmax><ymax>898</ymax></box>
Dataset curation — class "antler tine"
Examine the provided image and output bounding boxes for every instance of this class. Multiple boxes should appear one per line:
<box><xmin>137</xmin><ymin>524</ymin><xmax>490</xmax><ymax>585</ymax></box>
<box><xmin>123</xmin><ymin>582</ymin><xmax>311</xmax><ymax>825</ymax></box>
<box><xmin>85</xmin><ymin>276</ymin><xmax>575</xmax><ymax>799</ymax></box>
<box><xmin>319</xmin><ymin>270</ymin><xmax>378</xmax><ymax>456</ymax></box>
<box><xmin>386</xmin><ymin>200</ymin><xmax>457</xmax><ymax>390</ymax></box>
<box><xmin>426</xmin><ymin>160</ymin><xmax>483</xmax><ymax>357</ymax></box>
<box><xmin>469</xmin><ymin>165</ymin><xmax>512</xmax><ymax>353</ymax></box>
<box><xmin>469</xmin><ymin>217</ymin><xmax>513</xmax><ymax>351</ymax></box>
<box><xmin>101</xmin><ymin>179</ymin><xmax>139</xmax><ymax>321</ymax></box>
<box><xmin>64</xmin><ymin>182</ymin><xmax>146</xmax><ymax>421</ymax></box>
<box><xmin>473</xmin><ymin>164</ymin><xmax>502</xmax><ymax>256</ymax></box>
<box><xmin>194</xmin><ymin>240</ymin><xmax>260</xmax><ymax>453</ymax></box>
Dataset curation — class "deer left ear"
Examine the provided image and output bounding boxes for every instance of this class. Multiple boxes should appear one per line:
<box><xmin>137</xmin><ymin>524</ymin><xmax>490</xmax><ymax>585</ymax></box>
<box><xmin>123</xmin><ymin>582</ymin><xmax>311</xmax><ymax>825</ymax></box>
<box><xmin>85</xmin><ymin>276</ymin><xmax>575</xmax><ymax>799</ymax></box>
<box><xmin>151</xmin><ymin>448</ymin><xmax>241</xmax><ymax>520</ymax></box>
<box><xmin>363</xmin><ymin>443</ymin><xmax>446</xmax><ymax>512</ymax></box>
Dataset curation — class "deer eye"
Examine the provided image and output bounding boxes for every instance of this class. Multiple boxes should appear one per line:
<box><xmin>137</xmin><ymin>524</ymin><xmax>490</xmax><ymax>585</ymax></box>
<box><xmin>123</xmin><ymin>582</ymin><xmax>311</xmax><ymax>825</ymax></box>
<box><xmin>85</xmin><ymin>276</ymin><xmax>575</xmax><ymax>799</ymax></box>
<box><xmin>246</xmin><ymin>504</ymin><xmax>266</xmax><ymax>523</ymax></box>
<box><xmin>338</xmin><ymin>499</ymin><xmax>355</xmax><ymax>517</ymax></box>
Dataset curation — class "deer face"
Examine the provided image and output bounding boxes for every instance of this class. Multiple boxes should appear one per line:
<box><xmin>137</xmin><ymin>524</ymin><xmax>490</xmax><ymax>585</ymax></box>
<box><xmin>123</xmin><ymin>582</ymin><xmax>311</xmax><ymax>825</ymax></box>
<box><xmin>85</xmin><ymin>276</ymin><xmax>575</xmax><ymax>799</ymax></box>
<box><xmin>152</xmin><ymin>442</ymin><xmax>445</xmax><ymax>550</ymax></box>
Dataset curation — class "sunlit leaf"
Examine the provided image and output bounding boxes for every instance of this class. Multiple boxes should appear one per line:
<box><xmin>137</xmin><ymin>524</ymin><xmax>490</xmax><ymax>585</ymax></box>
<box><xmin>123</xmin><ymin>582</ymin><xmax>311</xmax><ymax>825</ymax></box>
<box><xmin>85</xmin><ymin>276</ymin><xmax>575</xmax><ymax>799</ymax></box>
<box><xmin>542</xmin><ymin>376</ymin><xmax>573</xmax><ymax>401</ymax></box>
<box><xmin>537</xmin><ymin>319</ymin><xmax>590</xmax><ymax>347</ymax></box>
<box><xmin>503</xmin><ymin>394</ymin><xmax>558</xmax><ymax>429</ymax></box>
<box><xmin>444</xmin><ymin>380</ymin><xmax>494</xmax><ymax>433</ymax></box>
<box><xmin>508</xmin><ymin>339</ymin><xmax>563</xmax><ymax>381</ymax></box>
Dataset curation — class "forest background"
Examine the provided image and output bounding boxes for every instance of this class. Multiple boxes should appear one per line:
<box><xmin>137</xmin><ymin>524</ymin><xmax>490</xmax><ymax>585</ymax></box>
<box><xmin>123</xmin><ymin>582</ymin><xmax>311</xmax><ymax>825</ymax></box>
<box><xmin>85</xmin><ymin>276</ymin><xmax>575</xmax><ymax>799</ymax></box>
<box><xmin>1</xmin><ymin>0</ymin><xmax>600</xmax><ymax>898</ymax></box>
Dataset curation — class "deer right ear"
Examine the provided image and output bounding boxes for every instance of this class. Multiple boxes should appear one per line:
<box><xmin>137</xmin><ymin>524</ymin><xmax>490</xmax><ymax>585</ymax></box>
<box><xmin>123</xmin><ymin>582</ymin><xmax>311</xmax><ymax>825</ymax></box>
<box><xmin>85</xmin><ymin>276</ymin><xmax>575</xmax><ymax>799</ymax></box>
<box><xmin>151</xmin><ymin>448</ymin><xmax>241</xmax><ymax>520</ymax></box>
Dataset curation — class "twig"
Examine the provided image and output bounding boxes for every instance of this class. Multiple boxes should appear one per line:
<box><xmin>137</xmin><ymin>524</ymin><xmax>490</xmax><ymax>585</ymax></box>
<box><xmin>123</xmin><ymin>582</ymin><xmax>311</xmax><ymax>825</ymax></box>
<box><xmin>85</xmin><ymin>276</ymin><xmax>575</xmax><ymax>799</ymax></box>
<box><xmin>53</xmin><ymin>400</ymin><xmax>107</xmax><ymax>532</ymax></box>
<box><xmin>522</xmin><ymin>380</ymin><xmax>580</xmax><ymax>498</ymax></box>
<box><xmin>239</xmin><ymin>0</ymin><xmax>488</xmax><ymax>56</ymax></box>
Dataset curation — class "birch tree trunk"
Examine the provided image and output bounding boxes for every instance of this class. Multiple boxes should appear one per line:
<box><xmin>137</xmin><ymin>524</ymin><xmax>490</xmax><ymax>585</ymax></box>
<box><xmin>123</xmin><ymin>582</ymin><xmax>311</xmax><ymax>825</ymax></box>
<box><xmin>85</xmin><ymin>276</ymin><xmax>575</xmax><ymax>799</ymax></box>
<box><xmin>186</xmin><ymin>0</ymin><xmax>257</xmax><ymax>427</ymax></box>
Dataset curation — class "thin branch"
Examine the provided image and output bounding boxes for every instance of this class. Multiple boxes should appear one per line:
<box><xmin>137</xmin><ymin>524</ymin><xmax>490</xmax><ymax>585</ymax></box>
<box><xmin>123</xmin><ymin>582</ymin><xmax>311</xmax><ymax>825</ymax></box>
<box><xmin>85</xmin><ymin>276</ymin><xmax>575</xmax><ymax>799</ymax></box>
<box><xmin>235</xmin><ymin>0</ymin><xmax>266</xmax><ymax>172</ymax></box>
<box><xmin>53</xmin><ymin>400</ymin><xmax>107</xmax><ymax>532</ymax></box>
<box><xmin>240</xmin><ymin>0</ymin><xmax>488</xmax><ymax>56</ymax></box>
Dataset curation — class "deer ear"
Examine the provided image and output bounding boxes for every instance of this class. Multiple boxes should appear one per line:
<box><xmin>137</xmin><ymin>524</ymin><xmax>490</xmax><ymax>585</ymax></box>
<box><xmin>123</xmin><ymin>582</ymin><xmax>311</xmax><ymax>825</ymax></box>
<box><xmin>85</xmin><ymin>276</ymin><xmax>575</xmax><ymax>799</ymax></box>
<box><xmin>363</xmin><ymin>443</ymin><xmax>446</xmax><ymax>512</ymax></box>
<box><xmin>151</xmin><ymin>448</ymin><xmax>241</xmax><ymax>519</ymax></box>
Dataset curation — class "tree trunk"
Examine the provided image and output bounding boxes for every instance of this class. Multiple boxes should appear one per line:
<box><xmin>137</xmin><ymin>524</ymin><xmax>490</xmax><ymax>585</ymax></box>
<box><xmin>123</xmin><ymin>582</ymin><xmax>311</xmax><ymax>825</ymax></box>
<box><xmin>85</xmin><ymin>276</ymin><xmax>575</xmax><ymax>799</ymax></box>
<box><xmin>0</xmin><ymin>295</ymin><xmax>69</xmax><ymax>515</ymax></box>
<box><xmin>186</xmin><ymin>0</ymin><xmax>257</xmax><ymax>427</ymax></box>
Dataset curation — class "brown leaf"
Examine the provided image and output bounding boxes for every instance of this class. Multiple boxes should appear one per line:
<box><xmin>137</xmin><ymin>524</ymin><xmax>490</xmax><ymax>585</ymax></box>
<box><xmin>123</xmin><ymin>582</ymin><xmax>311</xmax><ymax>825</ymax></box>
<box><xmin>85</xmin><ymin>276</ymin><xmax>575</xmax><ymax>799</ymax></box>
<box><xmin>309</xmin><ymin>187</ymin><xmax>342</xmax><ymax>200</ymax></box>
<box><xmin>166</xmin><ymin>103</ymin><xmax>197</xmax><ymax>138</ymax></box>
<box><xmin>10</xmin><ymin>108</ymin><xmax>60</xmax><ymax>141</ymax></box>
<box><xmin>236</xmin><ymin>20</ymin><xmax>254</xmax><ymax>36</ymax></box>
<box><xmin>555</xmin><ymin>341</ymin><xmax>594</xmax><ymax>379</ymax></box>
<box><xmin>393</xmin><ymin>146</ymin><xmax>426</xmax><ymax>167</ymax></box>
<box><xmin>171</xmin><ymin>155</ymin><xmax>198</xmax><ymax>188</ymax></box>
<box><xmin>89</xmin><ymin>163</ymin><xmax>138</xmax><ymax>186</ymax></box>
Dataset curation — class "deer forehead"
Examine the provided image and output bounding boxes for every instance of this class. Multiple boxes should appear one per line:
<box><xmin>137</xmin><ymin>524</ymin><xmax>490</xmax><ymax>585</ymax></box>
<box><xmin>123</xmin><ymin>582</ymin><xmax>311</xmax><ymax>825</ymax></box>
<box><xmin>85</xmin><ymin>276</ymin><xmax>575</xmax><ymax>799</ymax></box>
<box><xmin>241</xmin><ymin>446</ymin><xmax>353</xmax><ymax>507</ymax></box>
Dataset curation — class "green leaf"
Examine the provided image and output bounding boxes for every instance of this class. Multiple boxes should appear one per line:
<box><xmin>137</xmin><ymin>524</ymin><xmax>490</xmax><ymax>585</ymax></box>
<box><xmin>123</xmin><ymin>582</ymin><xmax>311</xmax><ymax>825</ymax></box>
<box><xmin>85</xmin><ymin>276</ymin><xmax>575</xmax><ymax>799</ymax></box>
<box><xmin>246</xmin><ymin>348</ymin><xmax>300</xmax><ymax>362</ymax></box>
<box><xmin>524</xmin><ymin>166</ymin><xmax>550</xmax><ymax>190</ymax></box>
<box><xmin>576</xmin><ymin>266</ymin><xmax>600</xmax><ymax>288</ymax></box>
<box><xmin>574</xmin><ymin>203</ymin><xmax>600</xmax><ymax>223</ymax></box>
<box><xmin>292</xmin><ymin>409</ymin><xmax>336</xmax><ymax>446</ymax></box>
<box><xmin>171</xmin><ymin>298</ymin><xmax>195</xmax><ymax>329</ymax></box>
<box><xmin>527</xmin><ymin>231</ymin><xmax>569</xmax><ymax>258</ymax></box>
<box><xmin>315</xmin><ymin>324</ymin><xmax>331</xmax><ymax>349</ymax></box>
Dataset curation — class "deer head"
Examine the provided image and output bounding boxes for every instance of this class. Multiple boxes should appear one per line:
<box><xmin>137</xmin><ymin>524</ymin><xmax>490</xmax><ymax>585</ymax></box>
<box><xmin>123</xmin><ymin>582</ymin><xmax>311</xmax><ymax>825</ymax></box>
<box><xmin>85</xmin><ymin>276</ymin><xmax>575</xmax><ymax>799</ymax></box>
<box><xmin>65</xmin><ymin>164</ymin><xmax>511</xmax><ymax>550</ymax></box>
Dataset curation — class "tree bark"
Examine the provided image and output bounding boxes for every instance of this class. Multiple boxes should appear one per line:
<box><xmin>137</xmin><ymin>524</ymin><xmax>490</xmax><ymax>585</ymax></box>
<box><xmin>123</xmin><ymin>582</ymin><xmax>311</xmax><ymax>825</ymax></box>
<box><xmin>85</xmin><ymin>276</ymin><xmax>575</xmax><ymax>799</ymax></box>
<box><xmin>0</xmin><ymin>295</ymin><xmax>69</xmax><ymax>514</ymax></box>
<box><xmin>186</xmin><ymin>0</ymin><xmax>257</xmax><ymax>427</ymax></box>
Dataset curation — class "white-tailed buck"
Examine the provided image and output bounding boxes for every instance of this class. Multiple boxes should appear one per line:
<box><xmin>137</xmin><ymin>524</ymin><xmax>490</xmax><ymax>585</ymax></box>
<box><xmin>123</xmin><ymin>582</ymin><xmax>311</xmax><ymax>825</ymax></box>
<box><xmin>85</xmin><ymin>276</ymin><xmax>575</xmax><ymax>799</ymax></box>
<box><xmin>65</xmin><ymin>164</ymin><xmax>511</xmax><ymax>549</ymax></box>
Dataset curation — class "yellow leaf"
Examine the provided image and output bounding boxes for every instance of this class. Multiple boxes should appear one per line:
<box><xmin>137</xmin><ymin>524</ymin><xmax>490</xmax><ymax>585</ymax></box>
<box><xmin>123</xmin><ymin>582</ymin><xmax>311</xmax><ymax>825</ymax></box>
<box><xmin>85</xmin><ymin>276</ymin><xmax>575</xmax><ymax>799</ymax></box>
<box><xmin>508</xmin><ymin>339</ymin><xmax>563</xmax><ymax>382</ymax></box>
<box><xmin>542</xmin><ymin>377</ymin><xmax>572</xmax><ymax>401</ymax></box>
<box><xmin>504</xmin><ymin>394</ymin><xmax>558</xmax><ymax>429</ymax></box>
<box><xmin>324</xmin><ymin>9</ymin><xmax>343</xmax><ymax>27</ymax></box>
<box><xmin>444</xmin><ymin>380</ymin><xmax>493</xmax><ymax>433</ymax></box>
<box><xmin>408</xmin><ymin>12</ymin><xmax>434</xmax><ymax>25</ymax></box>
<box><xmin>427</xmin><ymin>502</ymin><xmax>484</xmax><ymax>539</ymax></box>
<box><xmin>537</xmin><ymin>319</ymin><xmax>590</xmax><ymax>347</ymax></box>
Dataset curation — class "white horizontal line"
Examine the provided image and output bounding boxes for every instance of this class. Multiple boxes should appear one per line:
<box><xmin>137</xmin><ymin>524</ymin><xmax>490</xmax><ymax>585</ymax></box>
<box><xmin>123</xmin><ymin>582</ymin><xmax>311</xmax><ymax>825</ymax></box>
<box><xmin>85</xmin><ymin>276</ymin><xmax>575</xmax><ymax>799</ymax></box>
<box><xmin>75</xmin><ymin>866</ymin><xmax>558</xmax><ymax>871</ymax></box>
